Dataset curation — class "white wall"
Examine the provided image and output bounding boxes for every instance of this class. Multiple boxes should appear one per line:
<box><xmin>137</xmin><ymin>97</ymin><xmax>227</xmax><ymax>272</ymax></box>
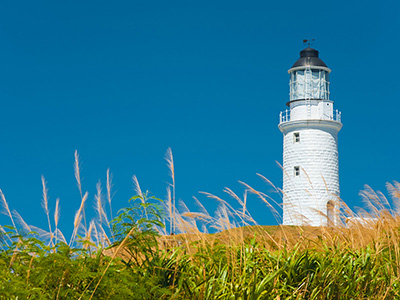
<box><xmin>279</xmin><ymin>120</ymin><xmax>342</xmax><ymax>226</ymax></box>
<box><xmin>289</xmin><ymin>99</ymin><xmax>334</xmax><ymax>121</ymax></box>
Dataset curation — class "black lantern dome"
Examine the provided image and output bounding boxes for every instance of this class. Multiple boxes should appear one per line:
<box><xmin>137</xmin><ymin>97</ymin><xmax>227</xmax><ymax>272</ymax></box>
<box><xmin>291</xmin><ymin>47</ymin><xmax>328</xmax><ymax>68</ymax></box>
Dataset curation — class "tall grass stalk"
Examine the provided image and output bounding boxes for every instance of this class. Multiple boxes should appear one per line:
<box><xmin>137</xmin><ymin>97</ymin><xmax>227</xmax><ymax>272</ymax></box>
<box><xmin>74</xmin><ymin>150</ymin><xmax>87</xmax><ymax>232</ymax></box>
<box><xmin>69</xmin><ymin>191</ymin><xmax>88</xmax><ymax>246</ymax></box>
<box><xmin>165</xmin><ymin>147</ymin><xmax>176</xmax><ymax>234</ymax></box>
<box><xmin>0</xmin><ymin>189</ymin><xmax>16</xmax><ymax>232</ymax></box>
<box><xmin>41</xmin><ymin>176</ymin><xmax>54</xmax><ymax>247</ymax></box>
<box><xmin>54</xmin><ymin>198</ymin><xmax>60</xmax><ymax>244</ymax></box>
<box><xmin>106</xmin><ymin>169</ymin><xmax>113</xmax><ymax>220</ymax></box>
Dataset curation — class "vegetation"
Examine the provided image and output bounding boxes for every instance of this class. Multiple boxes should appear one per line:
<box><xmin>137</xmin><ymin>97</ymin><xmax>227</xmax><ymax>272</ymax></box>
<box><xmin>1</xmin><ymin>150</ymin><xmax>400</xmax><ymax>299</ymax></box>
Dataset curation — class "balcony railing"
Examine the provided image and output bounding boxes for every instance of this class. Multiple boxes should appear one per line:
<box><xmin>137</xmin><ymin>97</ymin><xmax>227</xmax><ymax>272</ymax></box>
<box><xmin>280</xmin><ymin>110</ymin><xmax>290</xmax><ymax>123</ymax></box>
<box><xmin>279</xmin><ymin>109</ymin><xmax>341</xmax><ymax>124</ymax></box>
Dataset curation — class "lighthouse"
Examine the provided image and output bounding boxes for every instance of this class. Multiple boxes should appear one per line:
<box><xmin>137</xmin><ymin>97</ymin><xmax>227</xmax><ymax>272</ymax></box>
<box><xmin>278</xmin><ymin>46</ymin><xmax>342</xmax><ymax>226</ymax></box>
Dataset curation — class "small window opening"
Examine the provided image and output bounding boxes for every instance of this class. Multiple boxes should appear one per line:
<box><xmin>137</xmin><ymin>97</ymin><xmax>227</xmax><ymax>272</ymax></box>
<box><xmin>294</xmin><ymin>166</ymin><xmax>300</xmax><ymax>176</ymax></box>
<box><xmin>293</xmin><ymin>132</ymin><xmax>300</xmax><ymax>143</ymax></box>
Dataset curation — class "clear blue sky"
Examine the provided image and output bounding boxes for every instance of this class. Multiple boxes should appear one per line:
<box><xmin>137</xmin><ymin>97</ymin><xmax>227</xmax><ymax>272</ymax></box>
<box><xmin>0</xmin><ymin>0</ymin><xmax>397</xmax><ymax>236</ymax></box>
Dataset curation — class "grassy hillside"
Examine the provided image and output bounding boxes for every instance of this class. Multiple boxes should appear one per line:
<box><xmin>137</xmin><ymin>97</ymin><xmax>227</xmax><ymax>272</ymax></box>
<box><xmin>1</xmin><ymin>151</ymin><xmax>400</xmax><ymax>299</ymax></box>
<box><xmin>2</xmin><ymin>219</ymin><xmax>400</xmax><ymax>299</ymax></box>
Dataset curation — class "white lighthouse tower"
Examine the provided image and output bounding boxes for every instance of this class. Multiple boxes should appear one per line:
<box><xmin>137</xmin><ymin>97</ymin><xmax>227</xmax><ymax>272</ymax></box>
<box><xmin>278</xmin><ymin>46</ymin><xmax>342</xmax><ymax>226</ymax></box>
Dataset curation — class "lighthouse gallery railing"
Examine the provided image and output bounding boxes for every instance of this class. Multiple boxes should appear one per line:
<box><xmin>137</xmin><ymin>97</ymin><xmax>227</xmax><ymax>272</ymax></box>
<box><xmin>279</xmin><ymin>109</ymin><xmax>341</xmax><ymax>124</ymax></box>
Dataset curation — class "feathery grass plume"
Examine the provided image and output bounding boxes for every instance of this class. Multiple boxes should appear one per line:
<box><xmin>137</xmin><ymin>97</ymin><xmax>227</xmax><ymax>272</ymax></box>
<box><xmin>207</xmin><ymin>191</ymin><xmax>255</xmax><ymax>240</ymax></box>
<box><xmin>200</xmin><ymin>191</ymin><xmax>244</xmax><ymax>237</ymax></box>
<box><xmin>200</xmin><ymin>191</ymin><xmax>237</xmax><ymax>215</ymax></box>
<box><xmin>92</xmin><ymin>221</ymin><xmax>100</xmax><ymax>246</ymax></box>
<box><xmin>84</xmin><ymin>220</ymin><xmax>95</xmax><ymax>250</ymax></box>
<box><xmin>70</xmin><ymin>191</ymin><xmax>88</xmax><ymax>246</ymax></box>
<box><xmin>0</xmin><ymin>226</ymin><xmax>12</xmax><ymax>249</ymax></box>
<box><xmin>132</xmin><ymin>175</ymin><xmax>150</xmax><ymax>222</ymax></box>
<box><xmin>223</xmin><ymin>188</ymin><xmax>252</xmax><ymax>225</ymax></box>
<box><xmin>132</xmin><ymin>175</ymin><xmax>143</xmax><ymax>202</ymax></box>
<box><xmin>41</xmin><ymin>176</ymin><xmax>53</xmax><ymax>246</ymax></box>
<box><xmin>74</xmin><ymin>150</ymin><xmax>87</xmax><ymax>230</ymax></box>
<box><xmin>188</xmin><ymin>196</ymin><xmax>213</xmax><ymax>236</ymax></box>
<box><xmin>70</xmin><ymin>212</ymin><xmax>82</xmax><ymax>246</ymax></box>
<box><xmin>29</xmin><ymin>225</ymin><xmax>52</xmax><ymax>243</ymax></box>
<box><xmin>176</xmin><ymin>215</ymin><xmax>201</xmax><ymax>234</ymax></box>
<box><xmin>359</xmin><ymin>185</ymin><xmax>390</xmax><ymax>219</ymax></box>
<box><xmin>391</xmin><ymin>181</ymin><xmax>400</xmax><ymax>196</ymax></box>
<box><xmin>165</xmin><ymin>147</ymin><xmax>176</xmax><ymax>233</ymax></box>
<box><xmin>338</xmin><ymin>199</ymin><xmax>358</xmax><ymax>230</ymax></box>
<box><xmin>166</xmin><ymin>186</ymin><xmax>173</xmax><ymax>235</ymax></box>
<box><xmin>191</xmin><ymin>196</ymin><xmax>212</xmax><ymax>234</ymax></box>
<box><xmin>239</xmin><ymin>181</ymin><xmax>283</xmax><ymax>224</ymax></box>
<box><xmin>0</xmin><ymin>188</ymin><xmax>16</xmax><ymax>232</ymax></box>
<box><xmin>76</xmin><ymin>192</ymin><xmax>89</xmax><ymax>227</ymax></box>
<box><xmin>74</xmin><ymin>150</ymin><xmax>83</xmax><ymax>197</ymax></box>
<box><xmin>386</xmin><ymin>181</ymin><xmax>400</xmax><ymax>213</ymax></box>
<box><xmin>97</xmin><ymin>223</ymin><xmax>111</xmax><ymax>248</ymax></box>
<box><xmin>224</xmin><ymin>187</ymin><xmax>243</xmax><ymax>207</ymax></box>
<box><xmin>222</xmin><ymin>192</ymin><xmax>252</xmax><ymax>228</ymax></box>
<box><xmin>257</xmin><ymin>173</ymin><xmax>283</xmax><ymax>196</ymax></box>
<box><xmin>95</xmin><ymin>179</ymin><xmax>113</xmax><ymax>238</ymax></box>
<box><xmin>178</xmin><ymin>210</ymin><xmax>210</xmax><ymax>247</ymax></box>
<box><xmin>257</xmin><ymin>173</ymin><xmax>287</xmax><ymax>219</ymax></box>
<box><xmin>193</xmin><ymin>196</ymin><xmax>211</xmax><ymax>219</ymax></box>
<box><xmin>94</xmin><ymin>181</ymin><xmax>106</xmax><ymax>224</ymax></box>
<box><xmin>176</xmin><ymin>199</ymin><xmax>202</xmax><ymax>234</ymax></box>
<box><xmin>12</xmin><ymin>210</ymin><xmax>31</xmax><ymax>234</ymax></box>
<box><xmin>386</xmin><ymin>181</ymin><xmax>400</xmax><ymax>215</ymax></box>
<box><xmin>208</xmin><ymin>186</ymin><xmax>282</xmax><ymax>248</ymax></box>
<box><xmin>55</xmin><ymin>228</ymin><xmax>67</xmax><ymax>244</ymax></box>
<box><xmin>106</xmin><ymin>169</ymin><xmax>113</xmax><ymax>219</ymax></box>
<box><xmin>213</xmin><ymin>203</ymin><xmax>234</xmax><ymax>232</ymax></box>
<box><xmin>242</xmin><ymin>190</ymin><xmax>248</xmax><ymax>222</ymax></box>
<box><xmin>181</xmin><ymin>212</ymin><xmax>211</xmax><ymax>223</ymax></box>
<box><xmin>54</xmin><ymin>198</ymin><xmax>60</xmax><ymax>243</ymax></box>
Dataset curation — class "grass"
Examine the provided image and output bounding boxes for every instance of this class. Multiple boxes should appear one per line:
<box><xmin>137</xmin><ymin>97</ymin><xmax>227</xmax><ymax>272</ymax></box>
<box><xmin>1</xmin><ymin>149</ymin><xmax>400</xmax><ymax>299</ymax></box>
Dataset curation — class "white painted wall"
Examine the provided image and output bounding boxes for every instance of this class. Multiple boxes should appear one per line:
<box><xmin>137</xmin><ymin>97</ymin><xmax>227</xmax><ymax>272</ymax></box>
<box><xmin>289</xmin><ymin>100</ymin><xmax>334</xmax><ymax>121</ymax></box>
<box><xmin>279</xmin><ymin>120</ymin><xmax>341</xmax><ymax>226</ymax></box>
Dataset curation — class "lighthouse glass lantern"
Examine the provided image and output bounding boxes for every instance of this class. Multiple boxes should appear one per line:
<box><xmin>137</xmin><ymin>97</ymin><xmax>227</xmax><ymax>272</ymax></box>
<box><xmin>289</xmin><ymin>68</ymin><xmax>329</xmax><ymax>101</ymax></box>
<box><xmin>278</xmin><ymin>47</ymin><xmax>342</xmax><ymax>226</ymax></box>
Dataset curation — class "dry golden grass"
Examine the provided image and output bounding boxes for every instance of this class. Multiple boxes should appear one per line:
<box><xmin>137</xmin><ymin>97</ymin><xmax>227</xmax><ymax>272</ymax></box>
<box><xmin>4</xmin><ymin>149</ymin><xmax>400</xmax><ymax>264</ymax></box>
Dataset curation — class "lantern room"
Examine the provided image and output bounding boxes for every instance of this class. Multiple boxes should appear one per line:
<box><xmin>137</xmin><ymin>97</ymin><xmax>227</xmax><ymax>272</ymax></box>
<box><xmin>279</xmin><ymin>47</ymin><xmax>340</xmax><ymax>123</ymax></box>
<box><xmin>288</xmin><ymin>47</ymin><xmax>331</xmax><ymax>102</ymax></box>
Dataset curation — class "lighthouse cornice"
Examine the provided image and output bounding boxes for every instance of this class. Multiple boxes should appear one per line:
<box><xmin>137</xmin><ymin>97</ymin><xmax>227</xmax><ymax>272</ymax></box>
<box><xmin>288</xmin><ymin>66</ymin><xmax>331</xmax><ymax>74</ymax></box>
<box><xmin>278</xmin><ymin>119</ymin><xmax>342</xmax><ymax>134</ymax></box>
<box><xmin>286</xmin><ymin>98</ymin><xmax>334</xmax><ymax>107</ymax></box>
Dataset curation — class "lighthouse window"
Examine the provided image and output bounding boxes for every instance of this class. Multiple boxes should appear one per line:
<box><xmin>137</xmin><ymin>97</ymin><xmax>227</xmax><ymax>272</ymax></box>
<box><xmin>312</xmin><ymin>69</ymin><xmax>320</xmax><ymax>78</ymax></box>
<box><xmin>293</xmin><ymin>132</ymin><xmax>300</xmax><ymax>143</ymax></box>
<box><xmin>294</xmin><ymin>166</ymin><xmax>300</xmax><ymax>176</ymax></box>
